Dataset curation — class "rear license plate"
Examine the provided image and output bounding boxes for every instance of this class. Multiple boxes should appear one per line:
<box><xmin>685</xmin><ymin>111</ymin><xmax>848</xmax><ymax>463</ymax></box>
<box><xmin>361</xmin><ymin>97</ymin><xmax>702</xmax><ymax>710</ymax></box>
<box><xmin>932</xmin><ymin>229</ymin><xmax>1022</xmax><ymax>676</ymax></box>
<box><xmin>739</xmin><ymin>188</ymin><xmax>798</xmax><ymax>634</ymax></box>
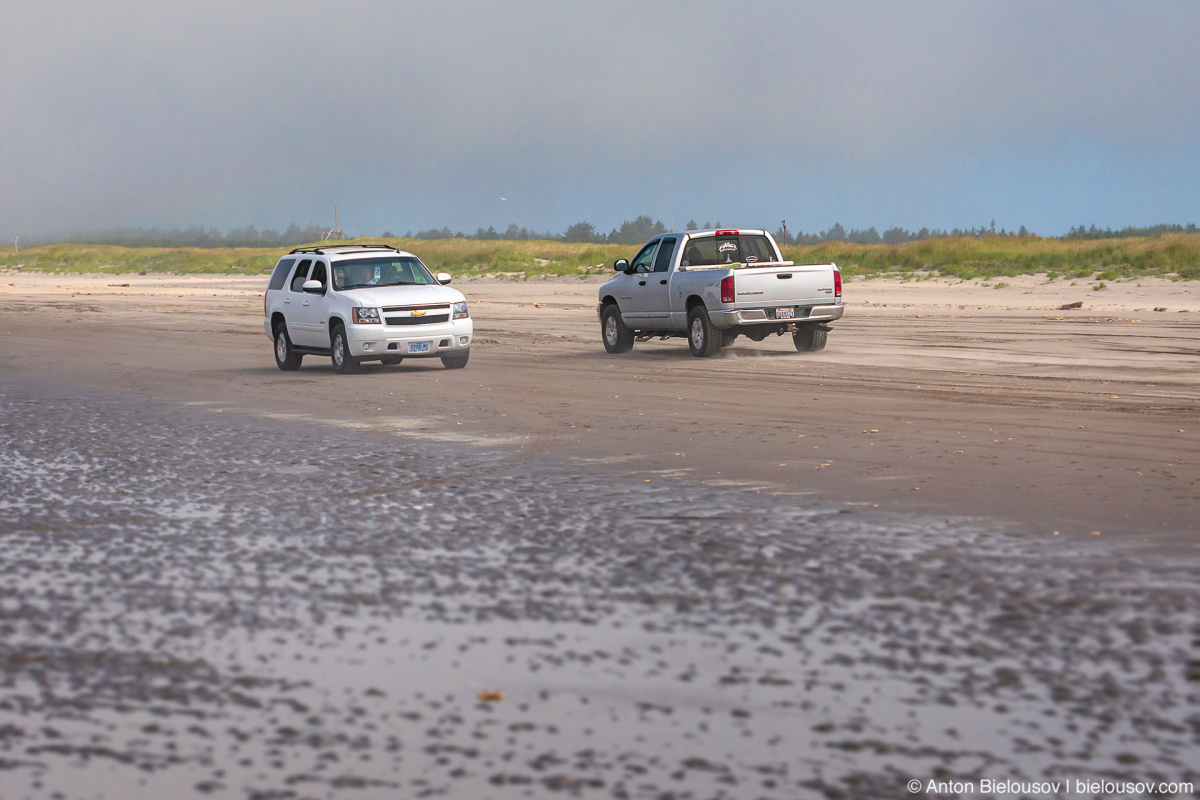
<box><xmin>408</xmin><ymin>341</ymin><xmax>431</xmax><ymax>353</ymax></box>
<box><xmin>774</xmin><ymin>307</ymin><xmax>795</xmax><ymax>319</ymax></box>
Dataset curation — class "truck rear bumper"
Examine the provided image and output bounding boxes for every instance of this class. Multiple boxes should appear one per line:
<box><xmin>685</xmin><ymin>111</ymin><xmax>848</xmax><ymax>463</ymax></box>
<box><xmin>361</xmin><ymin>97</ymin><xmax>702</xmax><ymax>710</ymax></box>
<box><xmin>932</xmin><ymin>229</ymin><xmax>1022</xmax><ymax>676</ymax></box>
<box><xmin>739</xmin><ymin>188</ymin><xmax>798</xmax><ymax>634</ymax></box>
<box><xmin>710</xmin><ymin>303</ymin><xmax>844</xmax><ymax>328</ymax></box>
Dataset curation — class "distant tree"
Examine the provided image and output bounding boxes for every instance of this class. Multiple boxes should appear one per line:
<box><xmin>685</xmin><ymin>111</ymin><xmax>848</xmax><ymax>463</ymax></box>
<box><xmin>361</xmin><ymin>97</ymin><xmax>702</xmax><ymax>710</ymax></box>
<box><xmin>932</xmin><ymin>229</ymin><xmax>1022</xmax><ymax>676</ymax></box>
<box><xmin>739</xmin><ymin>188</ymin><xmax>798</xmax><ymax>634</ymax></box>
<box><xmin>882</xmin><ymin>226</ymin><xmax>910</xmax><ymax>245</ymax></box>
<box><xmin>822</xmin><ymin>223</ymin><xmax>847</xmax><ymax>242</ymax></box>
<box><xmin>563</xmin><ymin>221</ymin><xmax>597</xmax><ymax>243</ymax></box>
<box><xmin>686</xmin><ymin>220</ymin><xmax>698</xmax><ymax>231</ymax></box>
<box><xmin>608</xmin><ymin>215</ymin><xmax>668</xmax><ymax>244</ymax></box>
<box><xmin>381</xmin><ymin>231</ymin><xmax>395</xmax><ymax>238</ymax></box>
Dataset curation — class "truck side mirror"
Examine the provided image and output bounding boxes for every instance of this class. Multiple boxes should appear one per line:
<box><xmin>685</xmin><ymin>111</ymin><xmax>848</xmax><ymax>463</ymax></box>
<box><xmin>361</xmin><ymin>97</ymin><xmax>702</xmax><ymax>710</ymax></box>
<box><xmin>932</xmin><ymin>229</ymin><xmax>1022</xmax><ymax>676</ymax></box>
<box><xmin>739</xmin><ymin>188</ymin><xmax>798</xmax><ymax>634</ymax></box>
<box><xmin>302</xmin><ymin>279</ymin><xmax>324</xmax><ymax>293</ymax></box>
<box><xmin>436</xmin><ymin>273</ymin><xmax>452</xmax><ymax>285</ymax></box>
<box><xmin>613</xmin><ymin>259</ymin><xmax>629</xmax><ymax>272</ymax></box>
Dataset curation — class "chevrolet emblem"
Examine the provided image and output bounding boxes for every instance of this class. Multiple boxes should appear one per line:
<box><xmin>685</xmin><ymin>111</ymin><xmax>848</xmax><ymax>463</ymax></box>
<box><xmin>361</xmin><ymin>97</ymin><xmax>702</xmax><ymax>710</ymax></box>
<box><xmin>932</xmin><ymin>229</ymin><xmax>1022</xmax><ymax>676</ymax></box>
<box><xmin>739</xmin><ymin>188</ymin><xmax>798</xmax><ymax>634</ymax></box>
<box><xmin>411</xmin><ymin>310</ymin><xmax>426</xmax><ymax>317</ymax></box>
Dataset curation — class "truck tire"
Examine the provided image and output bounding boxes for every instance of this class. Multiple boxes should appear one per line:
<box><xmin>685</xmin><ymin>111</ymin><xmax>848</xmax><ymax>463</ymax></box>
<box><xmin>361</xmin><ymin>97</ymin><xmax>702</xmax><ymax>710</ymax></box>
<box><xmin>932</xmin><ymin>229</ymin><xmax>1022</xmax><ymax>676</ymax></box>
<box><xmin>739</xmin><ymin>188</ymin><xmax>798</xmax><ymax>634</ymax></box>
<box><xmin>330</xmin><ymin>323</ymin><xmax>360</xmax><ymax>374</ymax></box>
<box><xmin>441</xmin><ymin>351</ymin><xmax>470</xmax><ymax>369</ymax></box>
<box><xmin>793</xmin><ymin>325</ymin><xmax>828</xmax><ymax>353</ymax></box>
<box><xmin>601</xmin><ymin>304</ymin><xmax>634</xmax><ymax>354</ymax></box>
<box><xmin>687</xmin><ymin>306</ymin><xmax>724</xmax><ymax>358</ymax></box>
<box><xmin>273</xmin><ymin>323</ymin><xmax>303</xmax><ymax>371</ymax></box>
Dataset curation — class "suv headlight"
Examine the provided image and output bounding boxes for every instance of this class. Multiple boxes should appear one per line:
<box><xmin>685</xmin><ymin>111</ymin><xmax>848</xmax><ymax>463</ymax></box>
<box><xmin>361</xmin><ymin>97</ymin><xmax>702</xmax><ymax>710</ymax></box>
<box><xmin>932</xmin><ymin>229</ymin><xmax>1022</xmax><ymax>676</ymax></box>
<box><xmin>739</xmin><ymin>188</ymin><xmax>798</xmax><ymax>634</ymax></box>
<box><xmin>452</xmin><ymin>301</ymin><xmax>469</xmax><ymax>320</ymax></box>
<box><xmin>353</xmin><ymin>307</ymin><xmax>381</xmax><ymax>324</ymax></box>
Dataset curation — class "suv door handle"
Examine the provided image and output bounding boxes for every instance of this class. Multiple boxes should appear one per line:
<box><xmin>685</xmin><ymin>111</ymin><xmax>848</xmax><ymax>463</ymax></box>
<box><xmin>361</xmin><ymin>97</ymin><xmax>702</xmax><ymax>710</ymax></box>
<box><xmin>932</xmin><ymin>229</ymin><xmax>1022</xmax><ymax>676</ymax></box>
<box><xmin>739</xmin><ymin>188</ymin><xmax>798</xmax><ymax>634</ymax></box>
<box><xmin>638</xmin><ymin>280</ymin><xmax>646</xmax><ymax>286</ymax></box>
<box><xmin>777</xmin><ymin>273</ymin><xmax>793</xmax><ymax>279</ymax></box>
<box><xmin>659</xmin><ymin>279</ymin><xmax>667</xmax><ymax>285</ymax></box>
<box><xmin>283</xmin><ymin>297</ymin><xmax>291</xmax><ymax>304</ymax></box>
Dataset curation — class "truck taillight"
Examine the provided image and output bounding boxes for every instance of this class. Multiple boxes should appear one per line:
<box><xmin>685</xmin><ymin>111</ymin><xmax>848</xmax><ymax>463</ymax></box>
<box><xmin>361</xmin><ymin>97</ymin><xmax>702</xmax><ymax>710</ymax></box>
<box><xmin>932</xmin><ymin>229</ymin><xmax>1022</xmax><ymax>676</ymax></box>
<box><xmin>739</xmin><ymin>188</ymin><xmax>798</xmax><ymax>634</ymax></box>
<box><xmin>715</xmin><ymin>229</ymin><xmax>739</xmax><ymax>237</ymax></box>
<box><xmin>834</xmin><ymin>269</ymin><xmax>842</xmax><ymax>298</ymax></box>
<box><xmin>721</xmin><ymin>275</ymin><xmax>735</xmax><ymax>304</ymax></box>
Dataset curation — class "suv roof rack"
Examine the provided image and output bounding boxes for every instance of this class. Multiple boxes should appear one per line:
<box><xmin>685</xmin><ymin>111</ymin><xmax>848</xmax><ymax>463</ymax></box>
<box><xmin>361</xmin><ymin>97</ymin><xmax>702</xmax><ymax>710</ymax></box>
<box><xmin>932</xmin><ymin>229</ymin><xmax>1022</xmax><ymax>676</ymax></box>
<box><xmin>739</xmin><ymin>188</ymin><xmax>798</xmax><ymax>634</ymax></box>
<box><xmin>289</xmin><ymin>244</ymin><xmax>400</xmax><ymax>255</ymax></box>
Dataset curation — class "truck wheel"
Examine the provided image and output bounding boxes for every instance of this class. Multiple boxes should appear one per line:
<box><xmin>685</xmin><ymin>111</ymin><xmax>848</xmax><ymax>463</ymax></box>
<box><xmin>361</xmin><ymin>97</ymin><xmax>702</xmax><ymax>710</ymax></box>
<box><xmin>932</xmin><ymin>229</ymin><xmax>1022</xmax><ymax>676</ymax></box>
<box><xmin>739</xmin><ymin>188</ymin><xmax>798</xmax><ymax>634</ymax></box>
<box><xmin>793</xmin><ymin>325</ymin><xmax>828</xmax><ymax>353</ymax></box>
<box><xmin>330</xmin><ymin>323</ymin><xmax>360</xmax><ymax>373</ymax></box>
<box><xmin>601</xmin><ymin>304</ymin><xmax>634</xmax><ymax>354</ymax></box>
<box><xmin>687</xmin><ymin>306</ymin><xmax>723</xmax><ymax>358</ymax></box>
<box><xmin>441</xmin><ymin>351</ymin><xmax>470</xmax><ymax>369</ymax></box>
<box><xmin>274</xmin><ymin>324</ymin><xmax>303</xmax><ymax>371</ymax></box>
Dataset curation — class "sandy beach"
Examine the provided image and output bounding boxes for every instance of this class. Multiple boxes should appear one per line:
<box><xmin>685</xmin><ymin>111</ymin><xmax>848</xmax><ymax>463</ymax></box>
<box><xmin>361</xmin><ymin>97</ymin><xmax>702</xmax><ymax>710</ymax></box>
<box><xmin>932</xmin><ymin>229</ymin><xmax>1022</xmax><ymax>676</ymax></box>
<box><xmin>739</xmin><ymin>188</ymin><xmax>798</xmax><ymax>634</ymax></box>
<box><xmin>2</xmin><ymin>270</ymin><xmax>1199</xmax><ymax>541</ymax></box>
<box><xmin>2</xmin><ymin>271</ymin><xmax>1198</xmax><ymax>798</ymax></box>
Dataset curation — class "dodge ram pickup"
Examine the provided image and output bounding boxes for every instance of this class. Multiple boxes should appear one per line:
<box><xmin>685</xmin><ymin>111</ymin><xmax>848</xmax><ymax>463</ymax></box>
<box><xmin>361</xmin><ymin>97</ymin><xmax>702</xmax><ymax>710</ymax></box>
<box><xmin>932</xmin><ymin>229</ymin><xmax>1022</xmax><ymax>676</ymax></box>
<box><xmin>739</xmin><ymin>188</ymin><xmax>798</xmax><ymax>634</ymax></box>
<box><xmin>597</xmin><ymin>229</ymin><xmax>843</xmax><ymax>357</ymax></box>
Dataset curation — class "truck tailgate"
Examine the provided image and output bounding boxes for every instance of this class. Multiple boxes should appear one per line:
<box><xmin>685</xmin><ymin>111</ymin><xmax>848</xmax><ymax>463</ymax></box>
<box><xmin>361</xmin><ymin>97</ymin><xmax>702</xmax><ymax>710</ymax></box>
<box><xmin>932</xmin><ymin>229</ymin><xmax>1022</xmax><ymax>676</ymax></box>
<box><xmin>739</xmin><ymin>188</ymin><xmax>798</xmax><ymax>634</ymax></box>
<box><xmin>731</xmin><ymin>263</ymin><xmax>836</xmax><ymax>306</ymax></box>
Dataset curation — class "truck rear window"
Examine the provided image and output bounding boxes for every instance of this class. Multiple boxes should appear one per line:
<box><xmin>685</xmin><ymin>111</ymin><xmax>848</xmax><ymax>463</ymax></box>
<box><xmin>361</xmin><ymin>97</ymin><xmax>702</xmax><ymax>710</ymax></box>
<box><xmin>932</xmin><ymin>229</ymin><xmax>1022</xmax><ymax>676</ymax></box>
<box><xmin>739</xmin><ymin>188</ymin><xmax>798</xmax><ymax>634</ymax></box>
<box><xmin>681</xmin><ymin>235</ymin><xmax>776</xmax><ymax>266</ymax></box>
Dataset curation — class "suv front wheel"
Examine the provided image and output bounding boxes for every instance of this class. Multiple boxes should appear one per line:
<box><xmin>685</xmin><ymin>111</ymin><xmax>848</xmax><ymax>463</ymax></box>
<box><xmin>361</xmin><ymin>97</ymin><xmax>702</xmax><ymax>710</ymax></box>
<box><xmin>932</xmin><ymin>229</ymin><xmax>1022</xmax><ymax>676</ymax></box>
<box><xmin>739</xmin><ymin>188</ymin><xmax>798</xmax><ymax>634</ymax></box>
<box><xmin>330</xmin><ymin>323</ymin><xmax>359</xmax><ymax>374</ymax></box>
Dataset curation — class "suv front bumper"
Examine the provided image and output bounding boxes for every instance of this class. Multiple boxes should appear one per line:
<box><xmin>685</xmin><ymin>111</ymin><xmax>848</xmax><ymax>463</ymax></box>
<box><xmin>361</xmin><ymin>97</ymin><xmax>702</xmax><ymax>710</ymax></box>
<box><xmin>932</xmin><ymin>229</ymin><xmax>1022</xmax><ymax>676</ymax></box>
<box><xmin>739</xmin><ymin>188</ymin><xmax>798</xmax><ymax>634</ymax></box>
<box><xmin>346</xmin><ymin>318</ymin><xmax>473</xmax><ymax>358</ymax></box>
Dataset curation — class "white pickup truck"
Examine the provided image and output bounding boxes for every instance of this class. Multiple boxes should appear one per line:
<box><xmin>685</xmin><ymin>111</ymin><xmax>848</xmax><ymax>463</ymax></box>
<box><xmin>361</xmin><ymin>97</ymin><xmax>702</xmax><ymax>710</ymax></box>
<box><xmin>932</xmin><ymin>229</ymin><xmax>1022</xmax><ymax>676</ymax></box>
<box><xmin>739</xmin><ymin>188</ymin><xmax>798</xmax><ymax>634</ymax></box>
<box><xmin>597</xmin><ymin>229</ymin><xmax>843</xmax><ymax>357</ymax></box>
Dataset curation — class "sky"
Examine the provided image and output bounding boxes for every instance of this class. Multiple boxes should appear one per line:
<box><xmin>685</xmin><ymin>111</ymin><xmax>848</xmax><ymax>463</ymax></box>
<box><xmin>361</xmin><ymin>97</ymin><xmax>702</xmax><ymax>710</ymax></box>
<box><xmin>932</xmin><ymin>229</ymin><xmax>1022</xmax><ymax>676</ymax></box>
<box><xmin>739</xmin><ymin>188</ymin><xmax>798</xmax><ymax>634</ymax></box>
<box><xmin>2</xmin><ymin>0</ymin><xmax>1199</xmax><ymax>241</ymax></box>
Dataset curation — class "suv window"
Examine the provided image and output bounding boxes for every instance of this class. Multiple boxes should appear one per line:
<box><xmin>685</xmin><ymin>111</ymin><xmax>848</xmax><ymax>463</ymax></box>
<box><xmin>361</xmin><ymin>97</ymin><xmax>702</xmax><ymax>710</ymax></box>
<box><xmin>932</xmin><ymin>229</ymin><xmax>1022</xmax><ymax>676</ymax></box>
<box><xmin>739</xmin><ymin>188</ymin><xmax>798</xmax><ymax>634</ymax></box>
<box><xmin>331</xmin><ymin>257</ymin><xmax>438</xmax><ymax>290</ymax></box>
<box><xmin>309</xmin><ymin>261</ymin><xmax>328</xmax><ymax>294</ymax></box>
<box><xmin>682</xmin><ymin>234</ymin><xmax>776</xmax><ymax>266</ymax></box>
<box><xmin>268</xmin><ymin>258</ymin><xmax>295</xmax><ymax>291</ymax></box>
<box><xmin>289</xmin><ymin>259</ymin><xmax>312</xmax><ymax>292</ymax></box>
<box><xmin>652</xmin><ymin>238</ymin><xmax>677</xmax><ymax>272</ymax></box>
<box><xmin>630</xmin><ymin>240</ymin><xmax>659</xmax><ymax>274</ymax></box>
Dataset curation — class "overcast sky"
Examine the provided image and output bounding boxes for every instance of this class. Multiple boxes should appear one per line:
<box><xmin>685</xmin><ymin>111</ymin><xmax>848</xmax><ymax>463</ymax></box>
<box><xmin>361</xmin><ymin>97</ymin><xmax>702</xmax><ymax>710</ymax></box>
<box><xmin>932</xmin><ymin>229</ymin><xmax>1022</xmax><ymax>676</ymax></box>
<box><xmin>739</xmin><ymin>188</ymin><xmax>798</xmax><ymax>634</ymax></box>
<box><xmin>3</xmin><ymin>0</ymin><xmax>1198</xmax><ymax>240</ymax></box>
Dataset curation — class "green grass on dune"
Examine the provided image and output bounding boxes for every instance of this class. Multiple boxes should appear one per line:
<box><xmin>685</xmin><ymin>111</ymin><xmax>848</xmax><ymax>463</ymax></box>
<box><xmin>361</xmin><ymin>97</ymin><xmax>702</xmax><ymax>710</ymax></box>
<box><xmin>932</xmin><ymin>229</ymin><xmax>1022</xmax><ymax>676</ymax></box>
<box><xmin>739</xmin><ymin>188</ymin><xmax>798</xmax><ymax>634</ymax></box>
<box><xmin>3</xmin><ymin>234</ymin><xmax>1199</xmax><ymax>280</ymax></box>
<box><xmin>781</xmin><ymin>234</ymin><xmax>1200</xmax><ymax>280</ymax></box>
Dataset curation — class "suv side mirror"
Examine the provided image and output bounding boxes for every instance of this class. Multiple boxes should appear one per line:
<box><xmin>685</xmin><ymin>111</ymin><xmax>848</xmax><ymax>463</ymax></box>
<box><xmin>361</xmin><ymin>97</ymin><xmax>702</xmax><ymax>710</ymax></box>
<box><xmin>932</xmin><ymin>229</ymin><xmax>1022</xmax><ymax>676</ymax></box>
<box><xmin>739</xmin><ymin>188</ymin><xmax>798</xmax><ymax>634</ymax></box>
<box><xmin>614</xmin><ymin>259</ymin><xmax>629</xmax><ymax>273</ymax></box>
<box><xmin>436</xmin><ymin>272</ymin><xmax>452</xmax><ymax>285</ymax></box>
<box><xmin>302</xmin><ymin>279</ymin><xmax>324</xmax><ymax>293</ymax></box>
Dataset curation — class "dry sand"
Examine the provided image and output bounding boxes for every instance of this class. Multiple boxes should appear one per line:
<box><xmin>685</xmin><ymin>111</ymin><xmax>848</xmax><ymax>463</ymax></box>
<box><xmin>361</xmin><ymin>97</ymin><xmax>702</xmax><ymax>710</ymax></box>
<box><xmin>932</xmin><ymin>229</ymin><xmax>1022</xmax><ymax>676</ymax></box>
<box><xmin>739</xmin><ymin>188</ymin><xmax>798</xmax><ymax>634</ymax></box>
<box><xmin>2</xmin><ymin>270</ymin><xmax>1198</xmax><ymax>544</ymax></box>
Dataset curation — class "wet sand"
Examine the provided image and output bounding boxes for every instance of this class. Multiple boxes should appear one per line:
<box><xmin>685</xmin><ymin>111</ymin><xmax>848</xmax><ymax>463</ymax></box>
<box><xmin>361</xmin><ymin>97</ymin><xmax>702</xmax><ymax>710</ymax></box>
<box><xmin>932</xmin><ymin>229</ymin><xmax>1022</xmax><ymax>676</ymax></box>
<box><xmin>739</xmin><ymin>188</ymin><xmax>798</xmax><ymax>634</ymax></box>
<box><xmin>1</xmin><ymin>272</ymin><xmax>1198</xmax><ymax>798</ymax></box>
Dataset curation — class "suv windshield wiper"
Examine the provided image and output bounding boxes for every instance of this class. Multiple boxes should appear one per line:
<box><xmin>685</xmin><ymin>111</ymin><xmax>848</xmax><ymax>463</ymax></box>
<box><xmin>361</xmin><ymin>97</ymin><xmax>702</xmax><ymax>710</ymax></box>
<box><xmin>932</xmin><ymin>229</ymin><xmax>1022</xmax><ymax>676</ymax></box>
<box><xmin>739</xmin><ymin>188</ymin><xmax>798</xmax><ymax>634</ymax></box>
<box><xmin>340</xmin><ymin>281</ymin><xmax>420</xmax><ymax>290</ymax></box>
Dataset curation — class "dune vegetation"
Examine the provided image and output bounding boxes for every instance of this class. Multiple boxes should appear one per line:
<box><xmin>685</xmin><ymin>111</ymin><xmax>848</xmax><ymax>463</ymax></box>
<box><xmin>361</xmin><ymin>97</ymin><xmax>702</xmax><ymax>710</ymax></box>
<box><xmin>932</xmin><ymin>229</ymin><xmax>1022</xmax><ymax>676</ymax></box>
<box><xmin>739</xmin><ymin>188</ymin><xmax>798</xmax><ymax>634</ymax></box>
<box><xmin>3</xmin><ymin>233</ymin><xmax>1199</xmax><ymax>281</ymax></box>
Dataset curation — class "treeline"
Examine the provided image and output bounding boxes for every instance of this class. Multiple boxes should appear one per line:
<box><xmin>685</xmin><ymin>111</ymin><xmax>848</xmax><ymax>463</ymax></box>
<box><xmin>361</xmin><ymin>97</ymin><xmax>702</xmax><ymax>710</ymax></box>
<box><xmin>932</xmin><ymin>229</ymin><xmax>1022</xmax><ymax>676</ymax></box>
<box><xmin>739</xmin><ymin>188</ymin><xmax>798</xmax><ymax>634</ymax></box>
<box><xmin>410</xmin><ymin>216</ymin><xmax>674</xmax><ymax>245</ymax></box>
<box><xmin>1064</xmin><ymin>223</ymin><xmax>1198</xmax><ymax>240</ymax></box>
<box><xmin>52</xmin><ymin>223</ymin><xmax>330</xmax><ymax>249</ymax></box>
<box><xmin>778</xmin><ymin>220</ymin><xmax>1034</xmax><ymax>246</ymax></box>
<box><xmin>43</xmin><ymin>218</ymin><xmax>1200</xmax><ymax>249</ymax></box>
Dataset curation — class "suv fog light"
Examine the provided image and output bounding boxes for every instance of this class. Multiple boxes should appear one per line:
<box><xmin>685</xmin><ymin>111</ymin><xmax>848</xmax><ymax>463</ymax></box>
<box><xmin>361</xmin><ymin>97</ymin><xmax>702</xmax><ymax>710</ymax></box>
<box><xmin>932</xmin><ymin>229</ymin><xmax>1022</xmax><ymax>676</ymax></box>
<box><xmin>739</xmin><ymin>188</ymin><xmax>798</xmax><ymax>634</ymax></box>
<box><xmin>459</xmin><ymin>336</ymin><xmax>469</xmax><ymax>345</ymax></box>
<box><xmin>362</xmin><ymin>342</ymin><xmax>372</xmax><ymax>351</ymax></box>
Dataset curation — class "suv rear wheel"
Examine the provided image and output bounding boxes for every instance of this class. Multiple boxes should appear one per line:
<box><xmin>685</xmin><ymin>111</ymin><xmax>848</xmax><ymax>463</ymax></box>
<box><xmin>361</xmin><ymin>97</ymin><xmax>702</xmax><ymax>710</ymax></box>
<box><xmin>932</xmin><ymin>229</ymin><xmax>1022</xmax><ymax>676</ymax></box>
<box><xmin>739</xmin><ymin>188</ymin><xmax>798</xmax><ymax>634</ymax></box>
<box><xmin>330</xmin><ymin>323</ymin><xmax>360</xmax><ymax>374</ymax></box>
<box><xmin>274</xmin><ymin>324</ymin><xmax>303</xmax><ymax>371</ymax></box>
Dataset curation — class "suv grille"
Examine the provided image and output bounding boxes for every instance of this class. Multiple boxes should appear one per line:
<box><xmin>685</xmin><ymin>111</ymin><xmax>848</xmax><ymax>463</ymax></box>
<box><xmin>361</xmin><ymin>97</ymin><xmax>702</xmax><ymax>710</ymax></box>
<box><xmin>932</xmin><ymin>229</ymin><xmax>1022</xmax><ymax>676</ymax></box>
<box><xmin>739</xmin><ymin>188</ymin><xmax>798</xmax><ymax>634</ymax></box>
<box><xmin>382</xmin><ymin>303</ymin><xmax>451</xmax><ymax>326</ymax></box>
<box><xmin>386</xmin><ymin>314</ymin><xmax>449</xmax><ymax>326</ymax></box>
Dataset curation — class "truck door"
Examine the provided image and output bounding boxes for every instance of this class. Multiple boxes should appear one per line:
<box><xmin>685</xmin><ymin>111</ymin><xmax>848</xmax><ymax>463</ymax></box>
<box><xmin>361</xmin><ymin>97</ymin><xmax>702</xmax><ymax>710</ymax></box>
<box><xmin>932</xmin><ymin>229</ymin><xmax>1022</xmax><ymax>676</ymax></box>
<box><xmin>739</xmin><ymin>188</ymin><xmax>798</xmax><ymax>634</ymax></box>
<box><xmin>642</xmin><ymin>236</ymin><xmax>677</xmax><ymax>325</ymax></box>
<box><xmin>619</xmin><ymin>239</ymin><xmax>660</xmax><ymax>324</ymax></box>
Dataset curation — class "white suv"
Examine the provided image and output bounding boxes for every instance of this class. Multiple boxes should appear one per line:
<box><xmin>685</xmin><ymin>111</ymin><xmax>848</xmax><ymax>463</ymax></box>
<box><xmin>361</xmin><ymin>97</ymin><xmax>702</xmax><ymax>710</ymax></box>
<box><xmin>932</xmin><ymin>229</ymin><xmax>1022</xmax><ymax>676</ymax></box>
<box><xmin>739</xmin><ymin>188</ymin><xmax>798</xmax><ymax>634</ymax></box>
<box><xmin>263</xmin><ymin>244</ymin><xmax>473</xmax><ymax>373</ymax></box>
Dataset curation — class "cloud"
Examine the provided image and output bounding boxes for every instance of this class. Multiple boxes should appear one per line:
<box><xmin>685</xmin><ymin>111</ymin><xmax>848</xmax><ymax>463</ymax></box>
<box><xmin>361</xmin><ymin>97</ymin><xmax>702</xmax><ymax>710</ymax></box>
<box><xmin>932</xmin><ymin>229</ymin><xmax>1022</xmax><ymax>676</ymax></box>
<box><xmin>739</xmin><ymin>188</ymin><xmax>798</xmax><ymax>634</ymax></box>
<box><xmin>2</xmin><ymin>0</ymin><xmax>1198</xmax><ymax>238</ymax></box>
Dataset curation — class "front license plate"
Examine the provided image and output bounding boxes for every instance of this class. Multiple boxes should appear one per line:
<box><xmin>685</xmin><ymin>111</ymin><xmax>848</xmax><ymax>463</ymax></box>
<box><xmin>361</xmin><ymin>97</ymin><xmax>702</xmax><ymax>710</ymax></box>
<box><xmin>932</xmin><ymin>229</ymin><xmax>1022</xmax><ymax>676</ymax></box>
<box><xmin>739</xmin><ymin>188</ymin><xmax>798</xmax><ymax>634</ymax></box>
<box><xmin>408</xmin><ymin>341</ymin><xmax>431</xmax><ymax>353</ymax></box>
<box><xmin>774</xmin><ymin>307</ymin><xmax>795</xmax><ymax>319</ymax></box>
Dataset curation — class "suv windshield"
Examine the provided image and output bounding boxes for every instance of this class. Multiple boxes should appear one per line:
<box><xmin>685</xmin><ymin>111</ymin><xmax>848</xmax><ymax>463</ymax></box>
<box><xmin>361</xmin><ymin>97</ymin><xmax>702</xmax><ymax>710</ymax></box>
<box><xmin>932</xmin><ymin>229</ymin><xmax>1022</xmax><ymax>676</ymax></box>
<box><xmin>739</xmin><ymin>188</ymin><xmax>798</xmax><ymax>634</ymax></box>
<box><xmin>332</xmin><ymin>257</ymin><xmax>437</xmax><ymax>290</ymax></box>
<box><xmin>681</xmin><ymin>234</ymin><xmax>777</xmax><ymax>266</ymax></box>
